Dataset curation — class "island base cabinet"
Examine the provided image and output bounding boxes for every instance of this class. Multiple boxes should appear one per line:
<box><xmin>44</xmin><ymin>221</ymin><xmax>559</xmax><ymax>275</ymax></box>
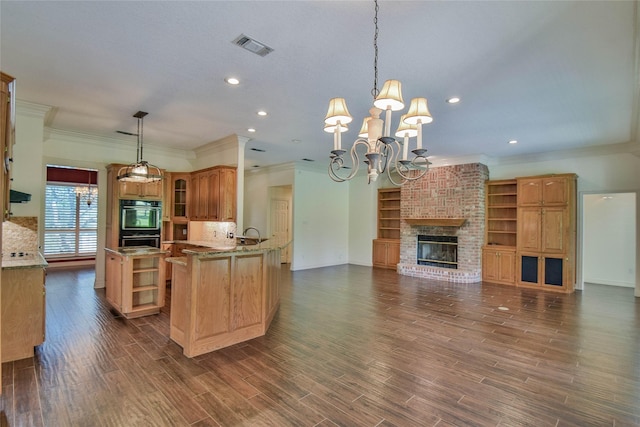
<box><xmin>1</xmin><ymin>268</ymin><xmax>45</xmax><ymax>362</ymax></box>
<box><xmin>104</xmin><ymin>249</ymin><xmax>167</xmax><ymax>319</ymax></box>
<box><xmin>173</xmin><ymin>249</ymin><xmax>281</xmax><ymax>358</ymax></box>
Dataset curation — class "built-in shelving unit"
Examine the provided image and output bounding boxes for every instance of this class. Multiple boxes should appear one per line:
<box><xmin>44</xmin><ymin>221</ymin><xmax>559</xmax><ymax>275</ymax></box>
<box><xmin>377</xmin><ymin>188</ymin><xmax>401</xmax><ymax>240</ymax></box>
<box><xmin>485</xmin><ymin>179</ymin><xmax>517</xmax><ymax>247</ymax></box>
<box><xmin>373</xmin><ymin>188</ymin><xmax>401</xmax><ymax>269</ymax></box>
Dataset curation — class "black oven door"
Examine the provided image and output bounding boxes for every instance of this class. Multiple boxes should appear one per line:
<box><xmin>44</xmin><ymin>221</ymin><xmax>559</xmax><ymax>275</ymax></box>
<box><xmin>120</xmin><ymin>235</ymin><xmax>160</xmax><ymax>248</ymax></box>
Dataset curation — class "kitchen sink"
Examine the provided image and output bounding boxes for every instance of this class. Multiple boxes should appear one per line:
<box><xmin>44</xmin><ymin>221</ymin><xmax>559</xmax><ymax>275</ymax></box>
<box><xmin>235</xmin><ymin>237</ymin><xmax>268</xmax><ymax>246</ymax></box>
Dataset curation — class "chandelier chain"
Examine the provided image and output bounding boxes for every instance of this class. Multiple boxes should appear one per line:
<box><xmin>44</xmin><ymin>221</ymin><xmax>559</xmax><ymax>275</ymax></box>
<box><xmin>371</xmin><ymin>0</ymin><xmax>379</xmax><ymax>100</ymax></box>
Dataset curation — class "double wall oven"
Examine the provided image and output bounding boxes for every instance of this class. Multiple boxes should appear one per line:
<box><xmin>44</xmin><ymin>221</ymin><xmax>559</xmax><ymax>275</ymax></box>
<box><xmin>119</xmin><ymin>200</ymin><xmax>161</xmax><ymax>248</ymax></box>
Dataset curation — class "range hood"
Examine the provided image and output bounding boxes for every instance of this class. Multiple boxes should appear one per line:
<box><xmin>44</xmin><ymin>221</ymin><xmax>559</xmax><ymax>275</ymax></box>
<box><xmin>10</xmin><ymin>189</ymin><xmax>31</xmax><ymax>204</ymax></box>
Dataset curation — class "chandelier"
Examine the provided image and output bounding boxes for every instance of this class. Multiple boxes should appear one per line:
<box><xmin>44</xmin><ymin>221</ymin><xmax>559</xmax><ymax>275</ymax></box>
<box><xmin>75</xmin><ymin>172</ymin><xmax>97</xmax><ymax>206</ymax></box>
<box><xmin>324</xmin><ymin>0</ymin><xmax>432</xmax><ymax>185</ymax></box>
<box><xmin>117</xmin><ymin>111</ymin><xmax>163</xmax><ymax>183</ymax></box>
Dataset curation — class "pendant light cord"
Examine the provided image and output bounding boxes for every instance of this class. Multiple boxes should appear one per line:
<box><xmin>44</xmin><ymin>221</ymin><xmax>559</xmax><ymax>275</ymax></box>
<box><xmin>371</xmin><ymin>0</ymin><xmax>379</xmax><ymax>100</ymax></box>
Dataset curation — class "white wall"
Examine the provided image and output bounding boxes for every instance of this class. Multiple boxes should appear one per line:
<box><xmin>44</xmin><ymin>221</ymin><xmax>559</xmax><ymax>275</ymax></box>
<box><xmin>243</xmin><ymin>164</ymin><xmax>295</xmax><ymax>237</ymax></box>
<box><xmin>292</xmin><ymin>164</ymin><xmax>349</xmax><ymax>270</ymax></box>
<box><xmin>347</xmin><ymin>173</ymin><xmax>378</xmax><ymax>266</ymax></box>
<box><xmin>583</xmin><ymin>193</ymin><xmax>636</xmax><ymax>287</ymax></box>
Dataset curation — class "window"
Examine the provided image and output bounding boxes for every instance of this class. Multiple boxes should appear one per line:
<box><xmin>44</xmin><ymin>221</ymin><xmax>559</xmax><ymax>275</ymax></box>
<box><xmin>44</xmin><ymin>183</ymin><xmax>98</xmax><ymax>258</ymax></box>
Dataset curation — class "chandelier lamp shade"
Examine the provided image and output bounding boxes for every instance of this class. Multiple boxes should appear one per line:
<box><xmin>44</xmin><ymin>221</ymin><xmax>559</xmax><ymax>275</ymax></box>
<box><xmin>324</xmin><ymin>0</ymin><xmax>432</xmax><ymax>185</ymax></box>
<box><xmin>117</xmin><ymin>111</ymin><xmax>163</xmax><ymax>183</ymax></box>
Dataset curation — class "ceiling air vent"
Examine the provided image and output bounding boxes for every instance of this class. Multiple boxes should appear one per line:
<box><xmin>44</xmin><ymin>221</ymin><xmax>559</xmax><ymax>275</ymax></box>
<box><xmin>232</xmin><ymin>34</ymin><xmax>274</xmax><ymax>57</ymax></box>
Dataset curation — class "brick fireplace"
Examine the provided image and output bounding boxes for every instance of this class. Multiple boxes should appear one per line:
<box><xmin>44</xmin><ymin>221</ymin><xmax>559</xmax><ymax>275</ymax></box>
<box><xmin>397</xmin><ymin>163</ymin><xmax>488</xmax><ymax>283</ymax></box>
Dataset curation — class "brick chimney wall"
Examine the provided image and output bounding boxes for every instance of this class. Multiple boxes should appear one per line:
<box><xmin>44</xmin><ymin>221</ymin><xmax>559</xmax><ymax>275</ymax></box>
<box><xmin>398</xmin><ymin>163</ymin><xmax>488</xmax><ymax>283</ymax></box>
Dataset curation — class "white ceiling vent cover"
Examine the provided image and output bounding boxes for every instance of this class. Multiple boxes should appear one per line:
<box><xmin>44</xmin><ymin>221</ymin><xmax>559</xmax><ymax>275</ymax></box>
<box><xmin>232</xmin><ymin>34</ymin><xmax>274</xmax><ymax>57</ymax></box>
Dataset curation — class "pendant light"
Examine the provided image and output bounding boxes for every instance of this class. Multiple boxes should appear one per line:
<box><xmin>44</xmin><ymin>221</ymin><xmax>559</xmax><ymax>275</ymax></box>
<box><xmin>117</xmin><ymin>111</ymin><xmax>163</xmax><ymax>183</ymax></box>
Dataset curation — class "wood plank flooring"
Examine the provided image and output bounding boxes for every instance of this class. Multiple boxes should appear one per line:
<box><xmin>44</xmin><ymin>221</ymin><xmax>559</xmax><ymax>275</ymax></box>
<box><xmin>1</xmin><ymin>265</ymin><xmax>639</xmax><ymax>426</ymax></box>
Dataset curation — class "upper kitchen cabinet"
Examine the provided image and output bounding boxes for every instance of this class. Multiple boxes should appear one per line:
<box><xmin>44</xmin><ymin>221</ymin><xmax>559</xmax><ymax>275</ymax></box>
<box><xmin>189</xmin><ymin>166</ymin><xmax>236</xmax><ymax>222</ymax></box>
<box><xmin>171</xmin><ymin>173</ymin><xmax>190</xmax><ymax>220</ymax></box>
<box><xmin>107</xmin><ymin>163</ymin><xmax>163</xmax><ymax>201</ymax></box>
<box><xmin>1</xmin><ymin>72</ymin><xmax>16</xmax><ymax>220</ymax></box>
<box><xmin>517</xmin><ymin>174</ymin><xmax>575</xmax><ymax>206</ymax></box>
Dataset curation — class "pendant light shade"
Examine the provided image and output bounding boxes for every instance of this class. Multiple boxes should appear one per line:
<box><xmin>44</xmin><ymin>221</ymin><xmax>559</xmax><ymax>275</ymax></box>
<box><xmin>403</xmin><ymin>98</ymin><xmax>433</xmax><ymax>125</ymax></box>
<box><xmin>324</xmin><ymin>98</ymin><xmax>353</xmax><ymax>126</ymax></box>
<box><xmin>117</xmin><ymin>111</ymin><xmax>163</xmax><ymax>183</ymax></box>
<box><xmin>374</xmin><ymin>79</ymin><xmax>405</xmax><ymax>111</ymax></box>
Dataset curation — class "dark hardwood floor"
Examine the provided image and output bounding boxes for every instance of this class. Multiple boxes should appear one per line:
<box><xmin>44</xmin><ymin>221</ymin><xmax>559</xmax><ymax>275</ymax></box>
<box><xmin>1</xmin><ymin>265</ymin><xmax>639</xmax><ymax>426</ymax></box>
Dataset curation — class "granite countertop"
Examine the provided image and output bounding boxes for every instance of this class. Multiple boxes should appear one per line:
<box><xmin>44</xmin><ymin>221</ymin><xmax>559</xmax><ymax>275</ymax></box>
<box><xmin>167</xmin><ymin>239</ymin><xmax>290</xmax><ymax>258</ymax></box>
<box><xmin>104</xmin><ymin>246</ymin><xmax>171</xmax><ymax>257</ymax></box>
<box><xmin>166</xmin><ymin>256</ymin><xmax>187</xmax><ymax>266</ymax></box>
<box><xmin>2</xmin><ymin>252</ymin><xmax>48</xmax><ymax>270</ymax></box>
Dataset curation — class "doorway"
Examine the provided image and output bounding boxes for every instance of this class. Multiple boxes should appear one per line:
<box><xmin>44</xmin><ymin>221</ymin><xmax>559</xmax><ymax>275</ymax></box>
<box><xmin>581</xmin><ymin>192</ymin><xmax>636</xmax><ymax>291</ymax></box>
<box><xmin>268</xmin><ymin>185</ymin><xmax>292</xmax><ymax>263</ymax></box>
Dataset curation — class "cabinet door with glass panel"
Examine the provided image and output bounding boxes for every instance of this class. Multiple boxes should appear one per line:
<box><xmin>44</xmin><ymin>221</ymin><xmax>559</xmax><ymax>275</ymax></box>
<box><xmin>171</xmin><ymin>173</ymin><xmax>190</xmax><ymax>220</ymax></box>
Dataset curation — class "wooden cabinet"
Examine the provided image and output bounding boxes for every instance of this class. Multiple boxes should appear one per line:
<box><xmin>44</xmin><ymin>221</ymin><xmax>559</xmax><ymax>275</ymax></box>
<box><xmin>482</xmin><ymin>247</ymin><xmax>515</xmax><ymax>285</ymax></box>
<box><xmin>373</xmin><ymin>188</ymin><xmax>401</xmax><ymax>269</ymax></box>
<box><xmin>372</xmin><ymin>239</ymin><xmax>400</xmax><ymax>270</ymax></box>
<box><xmin>189</xmin><ymin>166</ymin><xmax>236</xmax><ymax>221</ymax></box>
<box><xmin>171</xmin><ymin>173</ymin><xmax>189</xmax><ymax>220</ymax></box>
<box><xmin>1</xmin><ymin>267</ymin><xmax>45</xmax><ymax>362</ymax></box>
<box><xmin>483</xmin><ymin>173</ymin><xmax>576</xmax><ymax>292</ymax></box>
<box><xmin>517</xmin><ymin>252</ymin><xmax>573</xmax><ymax>289</ymax></box>
<box><xmin>161</xmin><ymin>171</ymin><xmax>172</xmax><ymax>222</ymax></box>
<box><xmin>516</xmin><ymin>174</ymin><xmax>576</xmax><ymax>292</ymax></box>
<box><xmin>105</xmin><ymin>164</ymin><xmax>166</xmax><ymax>249</ymax></box>
<box><xmin>168</xmin><ymin>248</ymin><xmax>281</xmax><ymax>357</ymax></box>
<box><xmin>518</xmin><ymin>206</ymin><xmax>568</xmax><ymax>253</ymax></box>
<box><xmin>105</xmin><ymin>249</ymin><xmax>167</xmax><ymax>319</ymax></box>
<box><xmin>1</xmin><ymin>72</ymin><xmax>16</xmax><ymax>220</ymax></box>
<box><xmin>517</xmin><ymin>176</ymin><xmax>571</xmax><ymax>206</ymax></box>
<box><xmin>106</xmin><ymin>164</ymin><xmax>163</xmax><ymax>201</ymax></box>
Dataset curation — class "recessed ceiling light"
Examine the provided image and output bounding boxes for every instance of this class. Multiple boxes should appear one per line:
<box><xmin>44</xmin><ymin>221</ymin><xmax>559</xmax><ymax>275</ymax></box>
<box><xmin>446</xmin><ymin>97</ymin><xmax>460</xmax><ymax>104</ymax></box>
<box><xmin>508</xmin><ymin>140</ymin><xmax>518</xmax><ymax>144</ymax></box>
<box><xmin>250</xmin><ymin>147</ymin><xmax>265</xmax><ymax>152</ymax></box>
<box><xmin>225</xmin><ymin>77</ymin><xmax>240</xmax><ymax>85</ymax></box>
<box><xmin>257</xmin><ymin>110</ymin><xmax>267</xmax><ymax>116</ymax></box>
<box><xmin>247</xmin><ymin>128</ymin><xmax>256</xmax><ymax>133</ymax></box>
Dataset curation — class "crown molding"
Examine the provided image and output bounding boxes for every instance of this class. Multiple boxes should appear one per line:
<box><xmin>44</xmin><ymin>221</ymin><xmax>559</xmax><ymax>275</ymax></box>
<box><xmin>245</xmin><ymin>161</ymin><xmax>297</xmax><ymax>177</ymax></box>
<box><xmin>16</xmin><ymin>100</ymin><xmax>52</xmax><ymax>119</ymax></box>
<box><xmin>44</xmin><ymin>127</ymin><xmax>195</xmax><ymax>160</ymax></box>
<box><xmin>491</xmin><ymin>140</ymin><xmax>637</xmax><ymax>165</ymax></box>
<box><xmin>194</xmin><ymin>134</ymin><xmax>241</xmax><ymax>157</ymax></box>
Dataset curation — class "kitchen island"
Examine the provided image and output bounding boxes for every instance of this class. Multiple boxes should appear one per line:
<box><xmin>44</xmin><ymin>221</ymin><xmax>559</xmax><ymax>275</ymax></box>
<box><xmin>167</xmin><ymin>239</ymin><xmax>285</xmax><ymax>357</ymax></box>
<box><xmin>1</xmin><ymin>252</ymin><xmax>48</xmax><ymax>362</ymax></box>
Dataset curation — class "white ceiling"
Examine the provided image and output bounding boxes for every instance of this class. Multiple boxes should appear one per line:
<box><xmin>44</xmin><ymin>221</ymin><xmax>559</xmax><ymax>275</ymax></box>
<box><xmin>1</xmin><ymin>1</ymin><xmax>638</xmax><ymax>169</ymax></box>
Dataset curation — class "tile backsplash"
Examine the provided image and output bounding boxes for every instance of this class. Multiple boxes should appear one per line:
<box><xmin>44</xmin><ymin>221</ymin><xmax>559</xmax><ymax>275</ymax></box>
<box><xmin>188</xmin><ymin>221</ymin><xmax>236</xmax><ymax>247</ymax></box>
<box><xmin>3</xmin><ymin>216</ymin><xmax>39</xmax><ymax>253</ymax></box>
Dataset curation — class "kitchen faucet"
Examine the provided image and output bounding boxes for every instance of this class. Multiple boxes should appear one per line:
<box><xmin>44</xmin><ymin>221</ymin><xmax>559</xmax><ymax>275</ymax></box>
<box><xmin>243</xmin><ymin>227</ymin><xmax>261</xmax><ymax>243</ymax></box>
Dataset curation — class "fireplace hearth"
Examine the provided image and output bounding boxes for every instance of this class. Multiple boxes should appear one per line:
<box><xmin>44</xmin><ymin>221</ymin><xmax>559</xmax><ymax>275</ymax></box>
<box><xmin>417</xmin><ymin>235</ymin><xmax>458</xmax><ymax>269</ymax></box>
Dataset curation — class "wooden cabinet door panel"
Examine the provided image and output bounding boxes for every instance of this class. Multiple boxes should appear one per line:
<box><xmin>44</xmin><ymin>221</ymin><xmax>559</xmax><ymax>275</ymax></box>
<box><xmin>233</xmin><ymin>255</ymin><xmax>263</xmax><ymax>330</ymax></box>
<box><xmin>518</xmin><ymin>208</ymin><xmax>541</xmax><ymax>251</ymax></box>
<box><xmin>542</xmin><ymin>208</ymin><xmax>565</xmax><ymax>253</ymax></box>
<box><xmin>482</xmin><ymin>250</ymin><xmax>499</xmax><ymax>282</ymax></box>
<box><xmin>386</xmin><ymin>240</ymin><xmax>400</xmax><ymax>268</ymax></box>
<box><xmin>498</xmin><ymin>250</ymin><xmax>516</xmax><ymax>283</ymax></box>
<box><xmin>541</xmin><ymin>177</ymin><xmax>567</xmax><ymax>205</ymax></box>
<box><xmin>219</xmin><ymin>168</ymin><xmax>236</xmax><ymax>221</ymax></box>
<box><xmin>196</xmin><ymin>172</ymin><xmax>210</xmax><ymax>219</ymax></box>
<box><xmin>518</xmin><ymin>179</ymin><xmax>542</xmax><ymax>206</ymax></box>
<box><xmin>372</xmin><ymin>240</ymin><xmax>388</xmax><ymax>267</ymax></box>
<box><xmin>194</xmin><ymin>257</ymin><xmax>231</xmax><ymax>339</ymax></box>
<box><xmin>207</xmin><ymin>169</ymin><xmax>220</xmax><ymax>221</ymax></box>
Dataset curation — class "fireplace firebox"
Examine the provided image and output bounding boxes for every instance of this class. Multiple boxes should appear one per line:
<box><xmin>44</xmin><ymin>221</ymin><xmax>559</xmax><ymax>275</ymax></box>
<box><xmin>417</xmin><ymin>235</ymin><xmax>458</xmax><ymax>269</ymax></box>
